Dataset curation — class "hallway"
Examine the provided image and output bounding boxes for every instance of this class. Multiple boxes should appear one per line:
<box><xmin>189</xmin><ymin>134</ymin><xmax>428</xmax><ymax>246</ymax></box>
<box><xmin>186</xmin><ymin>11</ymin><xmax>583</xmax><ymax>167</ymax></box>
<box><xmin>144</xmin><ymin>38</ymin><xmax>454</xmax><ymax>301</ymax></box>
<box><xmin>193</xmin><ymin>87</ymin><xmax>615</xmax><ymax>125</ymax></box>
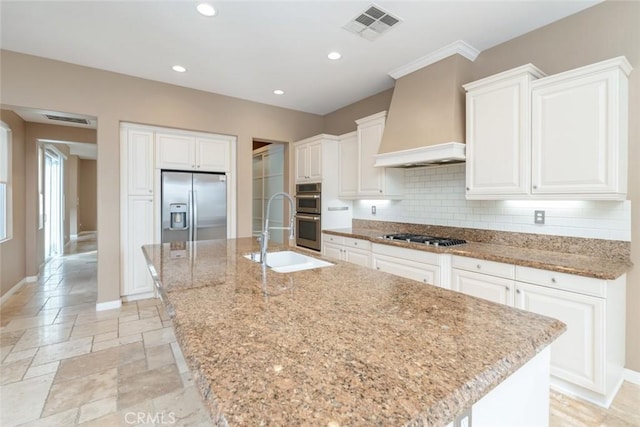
<box><xmin>0</xmin><ymin>233</ymin><xmax>212</xmax><ymax>426</ymax></box>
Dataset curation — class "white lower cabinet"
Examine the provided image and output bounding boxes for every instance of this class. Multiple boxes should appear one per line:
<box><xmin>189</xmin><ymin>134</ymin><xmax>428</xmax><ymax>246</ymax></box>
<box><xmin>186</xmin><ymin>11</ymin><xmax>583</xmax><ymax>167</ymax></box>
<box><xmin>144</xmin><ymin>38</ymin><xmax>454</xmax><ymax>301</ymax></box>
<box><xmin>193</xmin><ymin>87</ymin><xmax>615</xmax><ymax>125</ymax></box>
<box><xmin>372</xmin><ymin>243</ymin><xmax>441</xmax><ymax>287</ymax></box>
<box><xmin>452</xmin><ymin>256</ymin><xmax>625</xmax><ymax>406</ymax></box>
<box><xmin>123</xmin><ymin>196</ymin><xmax>155</xmax><ymax>297</ymax></box>
<box><xmin>451</xmin><ymin>256</ymin><xmax>515</xmax><ymax>304</ymax></box>
<box><xmin>514</xmin><ymin>281</ymin><xmax>604</xmax><ymax>393</ymax></box>
<box><xmin>322</xmin><ymin>234</ymin><xmax>371</xmax><ymax>268</ymax></box>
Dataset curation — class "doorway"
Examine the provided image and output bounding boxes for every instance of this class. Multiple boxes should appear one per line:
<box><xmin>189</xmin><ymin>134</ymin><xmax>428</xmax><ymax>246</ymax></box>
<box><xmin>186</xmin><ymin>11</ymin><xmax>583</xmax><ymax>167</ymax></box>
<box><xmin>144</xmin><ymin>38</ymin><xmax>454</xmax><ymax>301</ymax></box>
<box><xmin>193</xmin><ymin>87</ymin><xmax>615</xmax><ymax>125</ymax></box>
<box><xmin>252</xmin><ymin>142</ymin><xmax>285</xmax><ymax>243</ymax></box>
<box><xmin>44</xmin><ymin>146</ymin><xmax>64</xmax><ymax>260</ymax></box>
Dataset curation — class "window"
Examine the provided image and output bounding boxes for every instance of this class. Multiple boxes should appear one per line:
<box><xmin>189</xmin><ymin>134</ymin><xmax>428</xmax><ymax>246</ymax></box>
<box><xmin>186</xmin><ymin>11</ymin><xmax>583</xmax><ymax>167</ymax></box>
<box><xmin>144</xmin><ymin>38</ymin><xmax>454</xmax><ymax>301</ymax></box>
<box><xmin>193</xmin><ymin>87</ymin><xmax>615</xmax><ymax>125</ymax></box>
<box><xmin>0</xmin><ymin>122</ymin><xmax>11</xmax><ymax>241</ymax></box>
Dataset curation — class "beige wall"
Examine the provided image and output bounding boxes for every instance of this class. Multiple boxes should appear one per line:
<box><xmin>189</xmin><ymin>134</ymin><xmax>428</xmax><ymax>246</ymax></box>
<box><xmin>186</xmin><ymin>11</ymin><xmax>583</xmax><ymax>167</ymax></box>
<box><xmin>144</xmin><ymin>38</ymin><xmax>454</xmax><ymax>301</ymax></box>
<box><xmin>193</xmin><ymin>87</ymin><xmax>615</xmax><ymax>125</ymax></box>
<box><xmin>0</xmin><ymin>50</ymin><xmax>324</xmax><ymax>304</ymax></box>
<box><xmin>78</xmin><ymin>159</ymin><xmax>97</xmax><ymax>232</ymax></box>
<box><xmin>0</xmin><ymin>110</ymin><xmax>27</xmax><ymax>296</ymax></box>
<box><xmin>323</xmin><ymin>89</ymin><xmax>393</xmax><ymax>135</ymax></box>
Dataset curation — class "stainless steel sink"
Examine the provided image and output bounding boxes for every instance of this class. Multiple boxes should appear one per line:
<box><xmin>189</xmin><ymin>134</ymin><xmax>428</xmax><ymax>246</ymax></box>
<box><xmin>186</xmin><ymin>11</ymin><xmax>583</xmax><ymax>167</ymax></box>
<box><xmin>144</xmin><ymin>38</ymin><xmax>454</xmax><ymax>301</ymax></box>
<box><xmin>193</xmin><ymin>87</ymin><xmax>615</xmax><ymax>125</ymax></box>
<box><xmin>244</xmin><ymin>250</ymin><xmax>333</xmax><ymax>273</ymax></box>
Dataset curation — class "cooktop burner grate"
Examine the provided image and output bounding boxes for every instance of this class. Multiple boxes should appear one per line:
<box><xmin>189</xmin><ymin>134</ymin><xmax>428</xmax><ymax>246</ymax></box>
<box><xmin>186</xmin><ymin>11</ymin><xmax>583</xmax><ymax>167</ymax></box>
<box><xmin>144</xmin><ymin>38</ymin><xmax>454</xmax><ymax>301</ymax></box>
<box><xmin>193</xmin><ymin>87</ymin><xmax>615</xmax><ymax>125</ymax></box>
<box><xmin>380</xmin><ymin>233</ymin><xmax>466</xmax><ymax>247</ymax></box>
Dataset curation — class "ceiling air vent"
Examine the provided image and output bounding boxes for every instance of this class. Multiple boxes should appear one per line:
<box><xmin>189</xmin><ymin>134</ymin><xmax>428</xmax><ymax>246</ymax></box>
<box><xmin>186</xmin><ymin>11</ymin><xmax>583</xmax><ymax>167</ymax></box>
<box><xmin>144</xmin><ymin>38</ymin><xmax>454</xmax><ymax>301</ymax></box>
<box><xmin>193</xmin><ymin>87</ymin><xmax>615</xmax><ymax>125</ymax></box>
<box><xmin>45</xmin><ymin>114</ymin><xmax>90</xmax><ymax>125</ymax></box>
<box><xmin>343</xmin><ymin>4</ymin><xmax>401</xmax><ymax>41</ymax></box>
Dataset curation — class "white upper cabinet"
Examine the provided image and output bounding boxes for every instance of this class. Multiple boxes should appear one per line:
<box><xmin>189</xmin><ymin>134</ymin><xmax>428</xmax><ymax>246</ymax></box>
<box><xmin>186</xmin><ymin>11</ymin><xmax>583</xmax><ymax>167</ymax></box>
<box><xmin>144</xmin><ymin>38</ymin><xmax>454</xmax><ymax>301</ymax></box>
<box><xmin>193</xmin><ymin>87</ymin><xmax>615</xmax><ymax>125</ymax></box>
<box><xmin>338</xmin><ymin>131</ymin><xmax>358</xmax><ymax>198</ymax></box>
<box><xmin>294</xmin><ymin>138</ymin><xmax>323</xmax><ymax>183</ymax></box>
<box><xmin>464</xmin><ymin>65</ymin><xmax>545</xmax><ymax>198</ymax></box>
<box><xmin>124</xmin><ymin>128</ymin><xmax>154</xmax><ymax>195</ymax></box>
<box><xmin>338</xmin><ymin>112</ymin><xmax>403</xmax><ymax>199</ymax></box>
<box><xmin>156</xmin><ymin>132</ymin><xmax>232</xmax><ymax>172</ymax></box>
<box><xmin>464</xmin><ymin>56</ymin><xmax>631</xmax><ymax>200</ymax></box>
<box><xmin>531</xmin><ymin>58</ymin><xmax>631</xmax><ymax>199</ymax></box>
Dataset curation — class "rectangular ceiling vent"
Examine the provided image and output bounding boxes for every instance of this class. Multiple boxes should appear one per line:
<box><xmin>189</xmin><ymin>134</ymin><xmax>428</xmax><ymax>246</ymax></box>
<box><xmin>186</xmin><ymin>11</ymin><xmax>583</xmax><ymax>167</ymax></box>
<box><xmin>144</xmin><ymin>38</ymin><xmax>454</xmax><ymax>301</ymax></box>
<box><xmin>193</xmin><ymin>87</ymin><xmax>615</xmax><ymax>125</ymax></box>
<box><xmin>45</xmin><ymin>114</ymin><xmax>90</xmax><ymax>125</ymax></box>
<box><xmin>343</xmin><ymin>4</ymin><xmax>401</xmax><ymax>41</ymax></box>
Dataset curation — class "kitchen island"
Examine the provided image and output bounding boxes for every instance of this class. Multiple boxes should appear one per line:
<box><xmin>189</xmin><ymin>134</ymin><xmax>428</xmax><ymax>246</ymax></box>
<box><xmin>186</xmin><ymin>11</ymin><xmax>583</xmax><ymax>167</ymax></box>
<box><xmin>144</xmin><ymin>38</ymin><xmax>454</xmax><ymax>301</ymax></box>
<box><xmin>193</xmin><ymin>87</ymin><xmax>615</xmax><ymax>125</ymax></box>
<box><xmin>143</xmin><ymin>238</ymin><xmax>565</xmax><ymax>426</ymax></box>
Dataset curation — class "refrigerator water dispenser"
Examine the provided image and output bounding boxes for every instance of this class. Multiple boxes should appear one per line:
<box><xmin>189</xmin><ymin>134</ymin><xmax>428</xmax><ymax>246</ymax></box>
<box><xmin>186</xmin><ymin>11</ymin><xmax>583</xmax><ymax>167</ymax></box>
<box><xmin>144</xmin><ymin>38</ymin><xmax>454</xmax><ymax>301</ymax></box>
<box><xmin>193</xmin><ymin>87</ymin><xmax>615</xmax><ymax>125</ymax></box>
<box><xmin>169</xmin><ymin>204</ymin><xmax>188</xmax><ymax>230</ymax></box>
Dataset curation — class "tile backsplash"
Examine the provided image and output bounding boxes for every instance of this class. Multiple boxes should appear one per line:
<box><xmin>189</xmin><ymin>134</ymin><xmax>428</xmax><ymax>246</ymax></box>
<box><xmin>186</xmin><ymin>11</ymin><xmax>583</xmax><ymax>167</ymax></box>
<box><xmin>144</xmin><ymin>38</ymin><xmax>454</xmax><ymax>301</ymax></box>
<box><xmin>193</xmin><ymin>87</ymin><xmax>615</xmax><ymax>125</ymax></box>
<box><xmin>352</xmin><ymin>164</ymin><xmax>631</xmax><ymax>241</ymax></box>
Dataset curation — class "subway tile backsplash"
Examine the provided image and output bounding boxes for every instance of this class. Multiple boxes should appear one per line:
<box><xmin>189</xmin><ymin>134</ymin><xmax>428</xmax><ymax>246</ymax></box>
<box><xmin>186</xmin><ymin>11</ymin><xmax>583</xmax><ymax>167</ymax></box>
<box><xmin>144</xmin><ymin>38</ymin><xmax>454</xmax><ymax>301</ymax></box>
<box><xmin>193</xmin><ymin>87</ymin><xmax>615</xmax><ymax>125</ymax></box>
<box><xmin>352</xmin><ymin>164</ymin><xmax>631</xmax><ymax>241</ymax></box>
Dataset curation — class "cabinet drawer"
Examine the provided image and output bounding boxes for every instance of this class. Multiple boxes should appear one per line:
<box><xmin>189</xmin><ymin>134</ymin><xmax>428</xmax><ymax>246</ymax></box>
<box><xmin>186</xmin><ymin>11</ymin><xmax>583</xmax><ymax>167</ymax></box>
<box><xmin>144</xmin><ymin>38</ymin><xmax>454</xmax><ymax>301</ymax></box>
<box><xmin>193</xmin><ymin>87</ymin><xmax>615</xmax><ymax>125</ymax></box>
<box><xmin>322</xmin><ymin>234</ymin><xmax>344</xmax><ymax>245</ymax></box>
<box><xmin>516</xmin><ymin>266</ymin><xmax>606</xmax><ymax>298</ymax></box>
<box><xmin>343</xmin><ymin>237</ymin><xmax>371</xmax><ymax>250</ymax></box>
<box><xmin>372</xmin><ymin>243</ymin><xmax>440</xmax><ymax>266</ymax></box>
<box><xmin>452</xmin><ymin>255</ymin><xmax>515</xmax><ymax>279</ymax></box>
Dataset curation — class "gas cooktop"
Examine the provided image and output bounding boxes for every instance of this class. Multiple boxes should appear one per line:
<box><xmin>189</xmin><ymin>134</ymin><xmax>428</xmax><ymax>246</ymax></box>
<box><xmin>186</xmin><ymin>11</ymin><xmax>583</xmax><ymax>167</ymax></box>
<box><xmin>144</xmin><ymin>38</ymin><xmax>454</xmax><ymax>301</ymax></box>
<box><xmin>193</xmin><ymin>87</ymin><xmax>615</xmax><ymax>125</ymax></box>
<box><xmin>380</xmin><ymin>233</ymin><xmax>467</xmax><ymax>247</ymax></box>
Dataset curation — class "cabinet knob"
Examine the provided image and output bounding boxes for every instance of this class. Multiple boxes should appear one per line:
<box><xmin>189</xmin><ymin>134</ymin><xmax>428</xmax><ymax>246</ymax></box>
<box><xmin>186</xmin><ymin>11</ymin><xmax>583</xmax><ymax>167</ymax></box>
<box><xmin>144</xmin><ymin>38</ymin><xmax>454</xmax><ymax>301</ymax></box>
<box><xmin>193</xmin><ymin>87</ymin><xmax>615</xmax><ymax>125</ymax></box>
<box><xmin>148</xmin><ymin>190</ymin><xmax>152</xmax><ymax>193</ymax></box>
<box><xmin>505</xmin><ymin>286</ymin><xmax>510</xmax><ymax>291</ymax></box>
<box><xmin>551</xmin><ymin>277</ymin><xmax>557</xmax><ymax>283</ymax></box>
<box><xmin>379</xmin><ymin>189</ymin><xmax>383</xmax><ymax>193</ymax></box>
<box><xmin>423</xmin><ymin>279</ymin><xmax>427</xmax><ymax>283</ymax></box>
<box><xmin>354</xmin><ymin>242</ymin><xmax>358</xmax><ymax>246</ymax></box>
<box><xmin>476</xmin><ymin>264</ymin><xmax>481</xmax><ymax>269</ymax></box>
<box><xmin>466</xmin><ymin>187</ymin><xmax>470</xmax><ymax>191</ymax></box>
<box><xmin>533</xmin><ymin>185</ymin><xmax>538</xmax><ymax>189</ymax></box>
<box><xmin>192</xmin><ymin>165</ymin><xmax>196</xmax><ymax>168</ymax></box>
<box><xmin>516</xmin><ymin>289</ymin><xmax>521</xmax><ymax>294</ymax></box>
<box><xmin>376</xmin><ymin>267</ymin><xmax>380</xmax><ymax>270</ymax></box>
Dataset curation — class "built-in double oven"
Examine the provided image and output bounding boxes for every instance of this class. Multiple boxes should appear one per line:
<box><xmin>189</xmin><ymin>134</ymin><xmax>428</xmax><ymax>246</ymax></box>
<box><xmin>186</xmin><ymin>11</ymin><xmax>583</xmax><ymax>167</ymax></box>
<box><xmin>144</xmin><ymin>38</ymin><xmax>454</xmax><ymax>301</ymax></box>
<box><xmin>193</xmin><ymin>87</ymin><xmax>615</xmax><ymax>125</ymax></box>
<box><xmin>295</xmin><ymin>183</ymin><xmax>321</xmax><ymax>251</ymax></box>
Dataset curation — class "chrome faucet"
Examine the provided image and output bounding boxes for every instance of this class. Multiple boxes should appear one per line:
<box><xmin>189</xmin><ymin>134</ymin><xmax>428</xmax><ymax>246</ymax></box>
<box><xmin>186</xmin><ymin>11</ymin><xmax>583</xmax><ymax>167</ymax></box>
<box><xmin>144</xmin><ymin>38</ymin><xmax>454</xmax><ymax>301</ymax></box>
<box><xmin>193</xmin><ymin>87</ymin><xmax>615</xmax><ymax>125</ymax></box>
<box><xmin>260</xmin><ymin>192</ymin><xmax>296</xmax><ymax>265</ymax></box>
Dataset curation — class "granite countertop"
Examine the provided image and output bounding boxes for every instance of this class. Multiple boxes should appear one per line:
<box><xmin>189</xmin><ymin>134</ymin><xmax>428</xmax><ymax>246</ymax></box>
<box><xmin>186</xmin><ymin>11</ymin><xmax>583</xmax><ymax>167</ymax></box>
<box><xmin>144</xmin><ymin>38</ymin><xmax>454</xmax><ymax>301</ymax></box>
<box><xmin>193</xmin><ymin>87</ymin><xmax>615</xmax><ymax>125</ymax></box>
<box><xmin>323</xmin><ymin>228</ymin><xmax>631</xmax><ymax>280</ymax></box>
<box><xmin>143</xmin><ymin>238</ymin><xmax>565</xmax><ymax>427</ymax></box>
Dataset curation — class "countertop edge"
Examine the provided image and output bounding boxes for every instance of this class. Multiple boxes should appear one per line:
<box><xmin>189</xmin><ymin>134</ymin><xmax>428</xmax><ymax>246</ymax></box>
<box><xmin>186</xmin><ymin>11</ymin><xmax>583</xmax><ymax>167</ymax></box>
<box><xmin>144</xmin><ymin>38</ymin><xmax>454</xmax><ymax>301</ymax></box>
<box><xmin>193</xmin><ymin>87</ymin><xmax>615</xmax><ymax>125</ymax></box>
<box><xmin>322</xmin><ymin>229</ymin><xmax>632</xmax><ymax>280</ymax></box>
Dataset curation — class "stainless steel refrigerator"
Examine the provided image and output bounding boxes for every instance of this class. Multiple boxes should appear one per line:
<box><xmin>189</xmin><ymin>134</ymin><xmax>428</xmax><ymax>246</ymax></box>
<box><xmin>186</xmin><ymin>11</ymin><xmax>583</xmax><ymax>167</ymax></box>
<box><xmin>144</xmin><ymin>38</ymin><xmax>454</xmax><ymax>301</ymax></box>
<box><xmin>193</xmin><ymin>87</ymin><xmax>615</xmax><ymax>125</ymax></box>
<box><xmin>161</xmin><ymin>171</ymin><xmax>227</xmax><ymax>243</ymax></box>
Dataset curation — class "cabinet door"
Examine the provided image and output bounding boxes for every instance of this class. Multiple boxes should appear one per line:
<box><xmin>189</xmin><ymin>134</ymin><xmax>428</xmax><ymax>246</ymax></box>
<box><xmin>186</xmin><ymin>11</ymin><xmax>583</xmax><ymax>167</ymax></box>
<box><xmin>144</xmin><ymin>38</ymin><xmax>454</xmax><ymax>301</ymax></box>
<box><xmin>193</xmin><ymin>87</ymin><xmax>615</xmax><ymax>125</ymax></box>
<box><xmin>515</xmin><ymin>281</ymin><xmax>604</xmax><ymax>393</ymax></box>
<box><xmin>125</xmin><ymin>196</ymin><xmax>155</xmax><ymax>296</ymax></box>
<box><xmin>156</xmin><ymin>133</ymin><xmax>196</xmax><ymax>170</ymax></box>
<box><xmin>531</xmin><ymin>69</ymin><xmax>622</xmax><ymax>196</ymax></box>
<box><xmin>451</xmin><ymin>269</ymin><xmax>514</xmax><ymax>306</ymax></box>
<box><xmin>307</xmin><ymin>141</ymin><xmax>323</xmax><ymax>181</ymax></box>
<box><xmin>323</xmin><ymin>242</ymin><xmax>343</xmax><ymax>261</ymax></box>
<box><xmin>339</xmin><ymin>133</ymin><xmax>358</xmax><ymax>197</ymax></box>
<box><xmin>196</xmin><ymin>137</ymin><xmax>229</xmax><ymax>172</ymax></box>
<box><xmin>127</xmin><ymin>129</ymin><xmax>154</xmax><ymax>195</ymax></box>
<box><xmin>357</xmin><ymin>118</ymin><xmax>384</xmax><ymax>195</ymax></box>
<box><xmin>466</xmin><ymin>77</ymin><xmax>530</xmax><ymax>198</ymax></box>
<box><xmin>344</xmin><ymin>247</ymin><xmax>371</xmax><ymax>268</ymax></box>
<box><xmin>295</xmin><ymin>144</ymin><xmax>308</xmax><ymax>182</ymax></box>
<box><xmin>373</xmin><ymin>254</ymin><xmax>440</xmax><ymax>286</ymax></box>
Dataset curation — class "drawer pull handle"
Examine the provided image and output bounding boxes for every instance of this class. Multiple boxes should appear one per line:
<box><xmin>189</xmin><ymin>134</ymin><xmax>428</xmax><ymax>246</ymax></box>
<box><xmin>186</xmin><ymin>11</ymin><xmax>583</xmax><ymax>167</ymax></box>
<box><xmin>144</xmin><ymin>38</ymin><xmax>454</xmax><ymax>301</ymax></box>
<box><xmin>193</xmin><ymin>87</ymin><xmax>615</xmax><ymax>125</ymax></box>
<box><xmin>551</xmin><ymin>278</ymin><xmax>557</xmax><ymax>283</ymax></box>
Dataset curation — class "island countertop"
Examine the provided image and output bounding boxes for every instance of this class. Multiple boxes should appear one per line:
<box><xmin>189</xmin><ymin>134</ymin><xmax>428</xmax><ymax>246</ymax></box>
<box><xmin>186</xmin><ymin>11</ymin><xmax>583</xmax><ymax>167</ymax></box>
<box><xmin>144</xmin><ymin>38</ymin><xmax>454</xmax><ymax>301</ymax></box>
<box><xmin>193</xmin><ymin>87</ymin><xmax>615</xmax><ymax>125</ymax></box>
<box><xmin>143</xmin><ymin>238</ymin><xmax>565</xmax><ymax>427</ymax></box>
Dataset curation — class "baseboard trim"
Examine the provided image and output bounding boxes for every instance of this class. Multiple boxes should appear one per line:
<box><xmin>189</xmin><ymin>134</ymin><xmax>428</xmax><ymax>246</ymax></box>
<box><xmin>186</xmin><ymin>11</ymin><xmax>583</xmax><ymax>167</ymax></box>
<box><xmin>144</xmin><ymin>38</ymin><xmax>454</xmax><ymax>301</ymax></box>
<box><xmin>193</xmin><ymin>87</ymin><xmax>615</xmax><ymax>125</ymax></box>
<box><xmin>26</xmin><ymin>275</ymin><xmax>38</xmax><ymax>282</ymax></box>
<box><xmin>0</xmin><ymin>278</ymin><xmax>28</xmax><ymax>306</ymax></box>
<box><xmin>122</xmin><ymin>291</ymin><xmax>156</xmax><ymax>302</ymax></box>
<box><xmin>96</xmin><ymin>299</ymin><xmax>122</xmax><ymax>311</ymax></box>
<box><xmin>624</xmin><ymin>369</ymin><xmax>640</xmax><ymax>385</ymax></box>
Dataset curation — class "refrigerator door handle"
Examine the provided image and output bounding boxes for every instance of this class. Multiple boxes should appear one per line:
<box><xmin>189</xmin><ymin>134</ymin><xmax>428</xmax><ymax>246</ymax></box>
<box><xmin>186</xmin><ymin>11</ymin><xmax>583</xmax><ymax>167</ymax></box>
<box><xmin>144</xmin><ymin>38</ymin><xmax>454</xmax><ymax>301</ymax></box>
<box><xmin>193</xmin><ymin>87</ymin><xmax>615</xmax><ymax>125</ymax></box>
<box><xmin>188</xmin><ymin>190</ymin><xmax>194</xmax><ymax>242</ymax></box>
<box><xmin>192</xmin><ymin>190</ymin><xmax>198</xmax><ymax>241</ymax></box>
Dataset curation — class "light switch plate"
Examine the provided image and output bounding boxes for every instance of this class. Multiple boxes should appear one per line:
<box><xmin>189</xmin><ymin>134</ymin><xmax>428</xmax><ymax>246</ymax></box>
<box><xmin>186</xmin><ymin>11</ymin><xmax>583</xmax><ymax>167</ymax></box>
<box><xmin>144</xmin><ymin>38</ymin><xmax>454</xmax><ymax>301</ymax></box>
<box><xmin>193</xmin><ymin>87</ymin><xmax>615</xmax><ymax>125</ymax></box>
<box><xmin>534</xmin><ymin>210</ymin><xmax>545</xmax><ymax>224</ymax></box>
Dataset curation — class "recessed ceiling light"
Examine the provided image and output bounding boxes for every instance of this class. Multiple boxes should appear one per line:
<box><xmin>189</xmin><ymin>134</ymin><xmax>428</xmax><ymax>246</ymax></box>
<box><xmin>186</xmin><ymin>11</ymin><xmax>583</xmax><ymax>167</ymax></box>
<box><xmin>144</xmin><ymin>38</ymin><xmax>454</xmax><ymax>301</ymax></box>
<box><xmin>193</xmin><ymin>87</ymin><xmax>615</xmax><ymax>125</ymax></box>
<box><xmin>197</xmin><ymin>3</ymin><xmax>216</xmax><ymax>17</ymax></box>
<box><xmin>273</xmin><ymin>89</ymin><xmax>285</xmax><ymax>95</ymax></box>
<box><xmin>327</xmin><ymin>51</ymin><xmax>342</xmax><ymax>60</ymax></box>
<box><xmin>172</xmin><ymin>65</ymin><xmax>187</xmax><ymax>73</ymax></box>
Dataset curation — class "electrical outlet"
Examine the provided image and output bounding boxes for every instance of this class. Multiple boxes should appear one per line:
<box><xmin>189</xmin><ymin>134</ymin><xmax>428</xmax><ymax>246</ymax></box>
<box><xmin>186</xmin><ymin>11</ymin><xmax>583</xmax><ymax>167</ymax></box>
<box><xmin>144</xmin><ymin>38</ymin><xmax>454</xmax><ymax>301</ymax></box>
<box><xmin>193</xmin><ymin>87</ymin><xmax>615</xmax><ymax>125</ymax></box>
<box><xmin>534</xmin><ymin>210</ymin><xmax>545</xmax><ymax>224</ymax></box>
<box><xmin>371</xmin><ymin>205</ymin><xmax>377</xmax><ymax>215</ymax></box>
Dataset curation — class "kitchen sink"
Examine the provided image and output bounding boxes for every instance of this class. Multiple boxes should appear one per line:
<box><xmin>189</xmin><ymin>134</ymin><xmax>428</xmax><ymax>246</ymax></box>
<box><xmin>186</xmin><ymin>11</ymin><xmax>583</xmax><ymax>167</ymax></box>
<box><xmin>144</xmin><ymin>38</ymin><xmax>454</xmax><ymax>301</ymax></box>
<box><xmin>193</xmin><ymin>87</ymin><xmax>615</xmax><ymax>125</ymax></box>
<box><xmin>244</xmin><ymin>250</ymin><xmax>333</xmax><ymax>273</ymax></box>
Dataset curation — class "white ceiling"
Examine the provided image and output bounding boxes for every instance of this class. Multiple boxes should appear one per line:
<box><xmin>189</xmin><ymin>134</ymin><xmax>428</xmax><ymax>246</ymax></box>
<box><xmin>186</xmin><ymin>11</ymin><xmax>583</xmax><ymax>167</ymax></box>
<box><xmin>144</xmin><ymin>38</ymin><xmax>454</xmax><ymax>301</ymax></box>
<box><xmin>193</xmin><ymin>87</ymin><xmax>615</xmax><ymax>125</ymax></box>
<box><xmin>1</xmin><ymin>1</ymin><xmax>601</xmax><ymax>115</ymax></box>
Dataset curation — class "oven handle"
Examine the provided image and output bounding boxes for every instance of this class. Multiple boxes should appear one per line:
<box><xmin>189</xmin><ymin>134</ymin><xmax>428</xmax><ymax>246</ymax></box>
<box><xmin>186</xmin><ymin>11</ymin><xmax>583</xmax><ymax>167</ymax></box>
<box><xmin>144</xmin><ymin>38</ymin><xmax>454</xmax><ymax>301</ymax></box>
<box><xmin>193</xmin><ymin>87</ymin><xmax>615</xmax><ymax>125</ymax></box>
<box><xmin>296</xmin><ymin>214</ymin><xmax>320</xmax><ymax>221</ymax></box>
<box><xmin>295</xmin><ymin>194</ymin><xmax>320</xmax><ymax>199</ymax></box>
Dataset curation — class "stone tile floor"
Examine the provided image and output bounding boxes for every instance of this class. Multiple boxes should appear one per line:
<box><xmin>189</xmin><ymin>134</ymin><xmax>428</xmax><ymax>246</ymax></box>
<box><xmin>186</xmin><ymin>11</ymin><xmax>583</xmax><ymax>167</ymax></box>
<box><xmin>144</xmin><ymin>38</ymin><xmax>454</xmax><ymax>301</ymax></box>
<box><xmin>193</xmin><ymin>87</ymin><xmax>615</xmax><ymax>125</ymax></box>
<box><xmin>1</xmin><ymin>233</ymin><xmax>638</xmax><ymax>426</ymax></box>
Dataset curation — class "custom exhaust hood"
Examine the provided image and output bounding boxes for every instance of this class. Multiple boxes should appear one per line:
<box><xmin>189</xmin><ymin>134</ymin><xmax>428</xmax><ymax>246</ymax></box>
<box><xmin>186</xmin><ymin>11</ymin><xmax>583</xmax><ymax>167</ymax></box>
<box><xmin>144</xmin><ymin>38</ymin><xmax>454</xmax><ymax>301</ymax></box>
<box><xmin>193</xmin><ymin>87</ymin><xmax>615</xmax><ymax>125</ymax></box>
<box><xmin>374</xmin><ymin>46</ymin><xmax>476</xmax><ymax>168</ymax></box>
